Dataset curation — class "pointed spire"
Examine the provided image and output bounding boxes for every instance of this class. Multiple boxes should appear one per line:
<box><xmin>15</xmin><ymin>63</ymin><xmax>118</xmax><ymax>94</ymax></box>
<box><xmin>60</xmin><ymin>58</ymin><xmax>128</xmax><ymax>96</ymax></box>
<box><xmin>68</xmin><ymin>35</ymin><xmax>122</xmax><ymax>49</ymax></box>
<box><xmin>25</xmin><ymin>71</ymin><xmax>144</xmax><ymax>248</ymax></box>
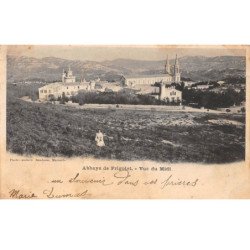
<box><xmin>175</xmin><ymin>54</ymin><xmax>179</xmax><ymax>65</ymax></box>
<box><xmin>165</xmin><ymin>54</ymin><xmax>171</xmax><ymax>74</ymax></box>
<box><xmin>173</xmin><ymin>54</ymin><xmax>180</xmax><ymax>83</ymax></box>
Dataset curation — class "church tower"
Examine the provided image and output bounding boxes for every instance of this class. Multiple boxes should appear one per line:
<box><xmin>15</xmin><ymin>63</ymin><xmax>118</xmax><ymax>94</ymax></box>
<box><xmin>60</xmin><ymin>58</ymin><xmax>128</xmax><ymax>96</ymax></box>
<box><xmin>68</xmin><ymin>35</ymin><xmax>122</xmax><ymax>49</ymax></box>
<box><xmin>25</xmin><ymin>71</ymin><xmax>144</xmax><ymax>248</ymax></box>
<box><xmin>173</xmin><ymin>54</ymin><xmax>181</xmax><ymax>83</ymax></box>
<box><xmin>62</xmin><ymin>66</ymin><xmax>76</xmax><ymax>83</ymax></box>
<box><xmin>165</xmin><ymin>55</ymin><xmax>171</xmax><ymax>74</ymax></box>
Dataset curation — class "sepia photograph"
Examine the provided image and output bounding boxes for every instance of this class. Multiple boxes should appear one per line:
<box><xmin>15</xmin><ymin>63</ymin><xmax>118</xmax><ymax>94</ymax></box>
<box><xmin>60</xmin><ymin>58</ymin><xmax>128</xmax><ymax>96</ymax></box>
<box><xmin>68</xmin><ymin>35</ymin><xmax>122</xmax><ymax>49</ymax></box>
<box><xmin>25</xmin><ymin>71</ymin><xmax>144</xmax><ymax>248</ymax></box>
<box><xmin>1</xmin><ymin>1</ymin><xmax>250</xmax><ymax>250</ymax></box>
<box><xmin>6</xmin><ymin>46</ymin><xmax>246</xmax><ymax>164</ymax></box>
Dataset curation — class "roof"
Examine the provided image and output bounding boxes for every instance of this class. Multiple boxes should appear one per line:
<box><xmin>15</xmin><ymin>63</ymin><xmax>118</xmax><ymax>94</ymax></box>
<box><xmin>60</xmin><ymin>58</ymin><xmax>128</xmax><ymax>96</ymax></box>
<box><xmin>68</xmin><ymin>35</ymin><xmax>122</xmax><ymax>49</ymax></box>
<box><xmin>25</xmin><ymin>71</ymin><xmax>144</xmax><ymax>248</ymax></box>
<box><xmin>123</xmin><ymin>73</ymin><xmax>172</xmax><ymax>79</ymax></box>
<box><xmin>39</xmin><ymin>81</ymin><xmax>90</xmax><ymax>89</ymax></box>
<box><xmin>39</xmin><ymin>82</ymin><xmax>62</xmax><ymax>89</ymax></box>
<box><xmin>61</xmin><ymin>82</ymin><xmax>89</xmax><ymax>87</ymax></box>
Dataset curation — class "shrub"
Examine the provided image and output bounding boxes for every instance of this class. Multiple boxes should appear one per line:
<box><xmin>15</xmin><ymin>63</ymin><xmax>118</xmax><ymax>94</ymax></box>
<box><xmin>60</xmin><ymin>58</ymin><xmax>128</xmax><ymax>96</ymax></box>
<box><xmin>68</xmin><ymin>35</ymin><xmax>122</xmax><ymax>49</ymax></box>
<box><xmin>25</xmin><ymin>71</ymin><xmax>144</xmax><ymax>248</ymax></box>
<box><xmin>48</xmin><ymin>94</ymin><xmax>56</xmax><ymax>102</ymax></box>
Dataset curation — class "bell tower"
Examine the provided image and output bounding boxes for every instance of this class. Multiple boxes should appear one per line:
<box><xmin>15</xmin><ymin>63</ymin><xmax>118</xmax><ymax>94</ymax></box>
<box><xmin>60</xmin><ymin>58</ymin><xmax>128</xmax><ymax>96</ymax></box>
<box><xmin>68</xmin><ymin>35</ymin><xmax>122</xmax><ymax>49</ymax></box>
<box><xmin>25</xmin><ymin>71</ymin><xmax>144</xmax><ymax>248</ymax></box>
<box><xmin>165</xmin><ymin>55</ymin><xmax>171</xmax><ymax>74</ymax></box>
<box><xmin>173</xmin><ymin>54</ymin><xmax>181</xmax><ymax>83</ymax></box>
<box><xmin>62</xmin><ymin>66</ymin><xmax>76</xmax><ymax>83</ymax></box>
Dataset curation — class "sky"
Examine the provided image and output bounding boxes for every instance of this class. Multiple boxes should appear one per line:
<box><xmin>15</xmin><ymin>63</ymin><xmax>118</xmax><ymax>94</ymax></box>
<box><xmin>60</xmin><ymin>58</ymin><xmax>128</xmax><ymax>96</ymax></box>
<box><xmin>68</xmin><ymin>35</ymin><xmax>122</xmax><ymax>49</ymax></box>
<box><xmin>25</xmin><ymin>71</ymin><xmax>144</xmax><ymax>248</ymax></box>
<box><xmin>7</xmin><ymin>45</ymin><xmax>246</xmax><ymax>61</ymax></box>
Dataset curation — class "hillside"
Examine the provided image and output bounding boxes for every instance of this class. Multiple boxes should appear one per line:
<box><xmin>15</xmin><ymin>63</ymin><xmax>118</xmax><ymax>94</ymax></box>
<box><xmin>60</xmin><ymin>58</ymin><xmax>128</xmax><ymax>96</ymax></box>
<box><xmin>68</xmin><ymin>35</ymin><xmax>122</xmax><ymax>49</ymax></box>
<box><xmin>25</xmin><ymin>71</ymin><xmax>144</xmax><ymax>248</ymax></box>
<box><xmin>7</xmin><ymin>55</ymin><xmax>246</xmax><ymax>83</ymax></box>
<box><xmin>7</xmin><ymin>97</ymin><xmax>245</xmax><ymax>163</ymax></box>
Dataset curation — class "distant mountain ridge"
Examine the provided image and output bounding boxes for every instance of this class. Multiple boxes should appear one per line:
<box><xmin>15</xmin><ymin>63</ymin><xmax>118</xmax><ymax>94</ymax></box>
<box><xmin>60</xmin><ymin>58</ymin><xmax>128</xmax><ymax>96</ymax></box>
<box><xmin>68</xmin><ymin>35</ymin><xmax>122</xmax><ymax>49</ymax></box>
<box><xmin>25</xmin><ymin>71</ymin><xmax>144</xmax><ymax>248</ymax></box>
<box><xmin>7</xmin><ymin>55</ymin><xmax>246</xmax><ymax>83</ymax></box>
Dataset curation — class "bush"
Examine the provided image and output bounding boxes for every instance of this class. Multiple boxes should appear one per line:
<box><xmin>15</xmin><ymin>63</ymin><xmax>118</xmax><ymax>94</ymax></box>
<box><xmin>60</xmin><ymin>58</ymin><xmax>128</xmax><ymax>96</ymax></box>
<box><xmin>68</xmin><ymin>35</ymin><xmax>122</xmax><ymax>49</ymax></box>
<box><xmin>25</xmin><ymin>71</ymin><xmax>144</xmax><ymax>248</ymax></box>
<box><xmin>182</xmin><ymin>88</ymin><xmax>245</xmax><ymax>109</ymax></box>
<box><xmin>79</xmin><ymin>100</ymin><xmax>84</xmax><ymax>106</ymax></box>
<box><xmin>61</xmin><ymin>92</ymin><xmax>69</xmax><ymax>103</ymax></box>
<box><xmin>59</xmin><ymin>144</ymin><xmax>74</xmax><ymax>157</ymax></box>
<box><xmin>48</xmin><ymin>94</ymin><xmax>56</xmax><ymax>102</ymax></box>
<box><xmin>72</xmin><ymin>91</ymin><xmax>166</xmax><ymax>106</ymax></box>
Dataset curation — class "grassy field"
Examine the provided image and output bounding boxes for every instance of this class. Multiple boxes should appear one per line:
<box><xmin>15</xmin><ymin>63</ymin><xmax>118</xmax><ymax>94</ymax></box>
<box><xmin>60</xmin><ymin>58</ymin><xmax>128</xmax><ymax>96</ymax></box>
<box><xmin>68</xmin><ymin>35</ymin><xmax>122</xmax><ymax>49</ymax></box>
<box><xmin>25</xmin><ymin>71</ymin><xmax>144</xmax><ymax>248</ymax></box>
<box><xmin>7</xmin><ymin>96</ymin><xmax>245</xmax><ymax>163</ymax></box>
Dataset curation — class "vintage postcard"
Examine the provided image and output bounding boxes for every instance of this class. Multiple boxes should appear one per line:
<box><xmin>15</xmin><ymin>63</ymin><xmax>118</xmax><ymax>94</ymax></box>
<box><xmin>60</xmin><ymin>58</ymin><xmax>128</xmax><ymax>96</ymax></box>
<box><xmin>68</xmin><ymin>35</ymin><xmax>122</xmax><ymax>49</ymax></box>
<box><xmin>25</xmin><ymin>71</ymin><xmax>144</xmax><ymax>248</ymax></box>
<box><xmin>0</xmin><ymin>45</ymin><xmax>249</xmax><ymax>199</ymax></box>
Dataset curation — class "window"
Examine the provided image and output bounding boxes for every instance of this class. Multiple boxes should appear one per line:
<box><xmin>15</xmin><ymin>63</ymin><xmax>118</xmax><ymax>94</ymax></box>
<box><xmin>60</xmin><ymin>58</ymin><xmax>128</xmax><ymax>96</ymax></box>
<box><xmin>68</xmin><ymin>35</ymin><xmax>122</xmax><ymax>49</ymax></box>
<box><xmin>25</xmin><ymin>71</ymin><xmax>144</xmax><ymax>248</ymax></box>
<box><xmin>67</xmin><ymin>87</ymin><xmax>68</xmax><ymax>89</ymax></box>
<box><xmin>40</xmin><ymin>90</ymin><xmax>43</xmax><ymax>93</ymax></box>
<box><xmin>44</xmin><ymin>90</ymin><xmax>47</xmax><ymax>93</ymax></box>
<box><xmin>78</xmin><ymin>86</ymin><xmax>80</xmax><ymax>89</ymax></box>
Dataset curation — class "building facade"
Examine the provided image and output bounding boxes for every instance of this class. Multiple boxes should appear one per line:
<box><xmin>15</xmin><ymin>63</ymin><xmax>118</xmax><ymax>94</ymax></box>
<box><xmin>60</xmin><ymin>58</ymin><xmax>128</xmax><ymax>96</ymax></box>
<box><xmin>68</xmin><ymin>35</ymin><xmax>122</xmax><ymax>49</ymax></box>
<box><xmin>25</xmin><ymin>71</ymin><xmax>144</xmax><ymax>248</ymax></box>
<box><xmin>121</xmin><ymin>54</ymin><xmax>181</xmax><ymax>86</ymax></box>
<box><xmin>39</xmin><ymin>68</ymin><xmax>95</xmax><ymax>100</ymax></box>
<box><xmin>159</xmin><ymin>84</ymin><xmax>182</xmax><ymax>102</ymax></box>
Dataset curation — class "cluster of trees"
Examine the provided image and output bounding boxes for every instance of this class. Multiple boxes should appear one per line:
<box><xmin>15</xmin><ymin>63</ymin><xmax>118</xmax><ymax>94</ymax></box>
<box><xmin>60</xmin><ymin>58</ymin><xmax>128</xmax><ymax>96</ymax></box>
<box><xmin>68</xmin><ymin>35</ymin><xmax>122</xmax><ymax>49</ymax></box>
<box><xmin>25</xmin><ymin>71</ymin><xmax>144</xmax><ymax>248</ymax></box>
<box><xmin>7</xmin><ymin>84</ymin><xmax>39</xmax><ymax>101</ymax></box>
<box><xmin>51</xmin><ymin>92</ymin><xmax>69</xmax><ymax>104</ymax></box>
<box><xmin>182</xmin><ymin>88</ymin><xmax>245</xmax><ymax>109</ymax></box>
<box><xmin>49</xmin><ymin>88</ymin><xmax>245</xmax><ymax>109</ymax></box>
<box><xmin>222</xmin><ymin>76</ymin><xmax>245</xmax><ymax>84</ymax></box>
<box><xmin>70</xmin><ymin>91</ymin><xmax>165</xmax><ymax>106</ymax></box>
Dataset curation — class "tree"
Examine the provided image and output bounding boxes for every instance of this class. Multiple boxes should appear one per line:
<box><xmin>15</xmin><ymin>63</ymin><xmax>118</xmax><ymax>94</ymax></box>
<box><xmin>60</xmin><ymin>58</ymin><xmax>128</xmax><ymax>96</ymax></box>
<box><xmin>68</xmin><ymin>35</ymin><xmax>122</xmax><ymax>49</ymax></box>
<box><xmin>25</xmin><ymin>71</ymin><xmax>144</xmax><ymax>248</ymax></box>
<box><xmin>60</xmin><ymin>92</ymin><xmax>69</xmax><ymax>104</ymax></box>
<box><xmin>48</xmin><ymin>94</ymin><xmax>56</xmax><ymax>102</ymax></box>
<box><xmin>175</xmin><ymin>82</ymin><xmax>185</xmax><ymax>91</ymax></box>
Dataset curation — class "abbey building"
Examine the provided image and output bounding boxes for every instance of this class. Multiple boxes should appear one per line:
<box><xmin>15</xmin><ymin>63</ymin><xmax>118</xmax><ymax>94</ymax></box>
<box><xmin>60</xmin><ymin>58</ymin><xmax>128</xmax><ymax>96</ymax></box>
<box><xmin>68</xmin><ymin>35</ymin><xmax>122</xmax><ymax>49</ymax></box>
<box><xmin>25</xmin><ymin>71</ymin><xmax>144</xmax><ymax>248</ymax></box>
<box><xmin>38</xmin><ymin>68</ymin><xmax>95</xmax><ymax>100</ymax></box>
<box><xmin>38</xmin><ymin>54</ymin><xmax>182</xmax><ymax>103</ymax></box>
<box><xmin>121</xmin><ymin>55</ymin><xmax>181</xmax><ymax>86</ymax></box>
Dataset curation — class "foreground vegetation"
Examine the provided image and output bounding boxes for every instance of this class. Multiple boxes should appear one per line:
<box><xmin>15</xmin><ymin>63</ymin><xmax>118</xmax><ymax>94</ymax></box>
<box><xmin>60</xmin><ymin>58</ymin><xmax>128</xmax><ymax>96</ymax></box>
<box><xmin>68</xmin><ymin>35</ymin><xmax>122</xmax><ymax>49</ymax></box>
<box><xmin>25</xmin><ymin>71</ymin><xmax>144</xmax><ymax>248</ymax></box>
<box><xmin>7</xmin><ymin>96</ymin><xmax>245</xmax><ymax>163</ymax></box>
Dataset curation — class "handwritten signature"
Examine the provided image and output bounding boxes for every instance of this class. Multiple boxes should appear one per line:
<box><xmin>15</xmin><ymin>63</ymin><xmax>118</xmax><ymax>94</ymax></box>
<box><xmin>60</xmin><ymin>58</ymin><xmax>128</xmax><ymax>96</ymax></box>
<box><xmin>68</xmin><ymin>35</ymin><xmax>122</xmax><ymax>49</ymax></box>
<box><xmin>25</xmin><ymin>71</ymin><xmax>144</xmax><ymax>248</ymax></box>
<box><xmin>43</xmin><ymin>187</ymin><xmax>89</xmax><ymax>198</ymax></box>
<box><xmin>8</xmin><ymin>170</ymin><xmax>199</xmax><ymax>199</ymax></box>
